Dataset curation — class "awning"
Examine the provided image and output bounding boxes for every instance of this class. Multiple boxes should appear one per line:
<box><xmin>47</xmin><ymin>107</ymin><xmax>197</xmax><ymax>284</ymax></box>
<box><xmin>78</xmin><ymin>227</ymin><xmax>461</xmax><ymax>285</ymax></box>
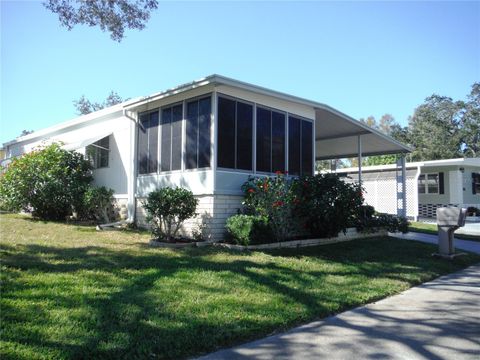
<box><xmin>62</xmin><ymin>132</ymin><xmax>112</xmax><ymax>151</ymax></box>
<box><xmin>315</xmin><ymin>108</ymin><xmax>411</xmax><ymax>160</ymax></box>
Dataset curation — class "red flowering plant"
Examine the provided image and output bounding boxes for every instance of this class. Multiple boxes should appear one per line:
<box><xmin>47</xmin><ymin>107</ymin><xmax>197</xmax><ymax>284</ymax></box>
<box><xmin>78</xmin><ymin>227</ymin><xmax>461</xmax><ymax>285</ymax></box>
<box><xmin>241</xmin><ymin>171</ymin><xmax>297</xmax><ymax>242</ymax></box>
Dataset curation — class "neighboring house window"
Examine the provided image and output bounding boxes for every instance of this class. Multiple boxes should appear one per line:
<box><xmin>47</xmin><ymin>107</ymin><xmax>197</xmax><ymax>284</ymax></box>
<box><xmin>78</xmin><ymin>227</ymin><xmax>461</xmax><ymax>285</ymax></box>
<box><xmin>86</xmin><ymin>136</ymin><xmax>109</xmax><ymax>169</ymax></box>
<box><xmin>288</xmin><ymin>116</ymin><xmax>313</xmax><ymax>176</ymax></box>
<box><xmin>160</xmin><ymin>103</ymin><xmax>182</xmax><ymax>172</ymax></box>
<box><xmin>138</xmin><ymin>111</ymin><xmax>159</xmax><ymax>174</ymax></box>
<box><xmin>473</xmin><ymin>173</ymin><xmax>480</xmax><ymax>194</ymax></box>
<box><xmin>217</xmin><ymin>96</ymin><xmax>253</xmax><ymax>170</ymax></box>
<box><xmin>186</xmin><ymin>97</ymin><xmax>211</xmax><ymax>169</ymax></box>
<box><xmin>418</xmin><ymin>173</ymin><xmax>440</xmax><ymax>194</ymax></box>
<box><xmin>256</xmin><ymin>107</ymin><xmax>286</xmax><ymax>173</ymax></box>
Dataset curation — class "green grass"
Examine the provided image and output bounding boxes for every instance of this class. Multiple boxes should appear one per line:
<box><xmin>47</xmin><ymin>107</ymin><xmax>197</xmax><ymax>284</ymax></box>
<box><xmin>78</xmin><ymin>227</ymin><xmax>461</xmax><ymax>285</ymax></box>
<box><xmin>408</xmin><ymin>221</ymin><xmax>480</xmax><ymax>242</ymax></box>
<box><xmin>1</xmin><ymin>214</ymin><xmax>479</xmax><ymax>360</ymax></box>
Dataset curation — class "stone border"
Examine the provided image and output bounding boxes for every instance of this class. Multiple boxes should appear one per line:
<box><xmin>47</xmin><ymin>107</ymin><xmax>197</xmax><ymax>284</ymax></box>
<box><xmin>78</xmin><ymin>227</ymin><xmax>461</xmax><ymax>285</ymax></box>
<box><xmin>212</xmin><ymin>228</ymin><xmax>387</xmax><ymax>251</ymax></box>
<box><xmin>149</xmin><ymin>240</ymin><xmax>198</xmax><ymax>248</ymax></box>
<box><xmin>149</xmin><ymin>228</ymin><xmax>387</xmax><ymax>250</ymax></box>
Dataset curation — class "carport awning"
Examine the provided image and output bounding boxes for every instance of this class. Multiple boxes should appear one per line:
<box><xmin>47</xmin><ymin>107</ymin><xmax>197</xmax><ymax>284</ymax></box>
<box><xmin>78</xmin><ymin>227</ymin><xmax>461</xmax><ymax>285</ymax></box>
<box><xmin>62</xmin><ymin>132</ymin><xmax>112</xmax><ymax>151</ymax></box>
<box><xmin>315</xmin><ymin>108</ymin><xmax>411</xmax><ymax>160</ymax></box>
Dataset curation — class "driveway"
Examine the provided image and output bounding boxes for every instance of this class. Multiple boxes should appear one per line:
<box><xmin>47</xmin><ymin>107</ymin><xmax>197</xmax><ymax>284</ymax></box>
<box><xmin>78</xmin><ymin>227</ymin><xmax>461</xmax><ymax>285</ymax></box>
<box><xmin>390</xmin><ymin>232</ymin><xmax>480</xmax><ymax>254</ymax></box>
<box><xmin>197</xmin><ymin>263</ymin><xmax>480</xmax><ymax>360</ymax></box>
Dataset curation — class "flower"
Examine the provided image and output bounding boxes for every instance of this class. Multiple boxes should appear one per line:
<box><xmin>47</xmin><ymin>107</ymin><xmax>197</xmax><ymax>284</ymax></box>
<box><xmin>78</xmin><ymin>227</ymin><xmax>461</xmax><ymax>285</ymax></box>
<box><xmin>275</xmin><ymin>170</ymin><xmax>283</xmax><ymax>175</ymax></box>
<box><xmin>248</xmin><ymin>188</ymin><xmax>255</xmax><ymax>194</ymax></box>
<box><xmin>272</xmin><ymin>200</ymin><xmax>284</xmax><ymax>207</ymax></box>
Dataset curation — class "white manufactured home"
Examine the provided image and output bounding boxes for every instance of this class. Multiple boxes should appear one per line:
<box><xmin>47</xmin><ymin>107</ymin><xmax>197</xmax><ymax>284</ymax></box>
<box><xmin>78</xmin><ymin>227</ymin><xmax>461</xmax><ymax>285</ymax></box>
<box><xmin>336</xmin><ymin>158</ymin><xmax>480</xmax><ymax>220</ymax></box>
<box><xmin>1</xmin><ymin>75</ymin><xmax>410</xmax><ymax>240</ymax></box>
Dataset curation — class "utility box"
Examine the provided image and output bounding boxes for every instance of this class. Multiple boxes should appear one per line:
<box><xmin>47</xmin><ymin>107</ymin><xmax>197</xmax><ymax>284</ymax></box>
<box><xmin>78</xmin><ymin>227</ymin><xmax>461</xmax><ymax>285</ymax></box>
<box><xmin>436</xmin><ymin>207</ymin><xmax>467</xmax><ymax>258</ymax></box>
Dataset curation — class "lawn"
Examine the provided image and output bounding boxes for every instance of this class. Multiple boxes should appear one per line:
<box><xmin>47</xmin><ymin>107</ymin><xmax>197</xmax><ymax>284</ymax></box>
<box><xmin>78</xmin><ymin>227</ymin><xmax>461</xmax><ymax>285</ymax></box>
<box><xmin>1</xmin><ymin>214</ymin><xmax>479</xmax><ymax>360</ymax></box>
<box><xmin>408</xmin><ymin>221</ymin><xmax>480</xmax><ymax>242</ymax></box>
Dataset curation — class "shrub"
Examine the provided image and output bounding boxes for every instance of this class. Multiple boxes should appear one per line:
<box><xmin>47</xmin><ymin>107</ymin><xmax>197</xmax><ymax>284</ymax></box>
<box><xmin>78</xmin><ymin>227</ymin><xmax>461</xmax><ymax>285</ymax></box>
<box><xmin>82</xmin><ymin>186</ymin><xmax>115</xmax><ymax>223</ymax></box>
<box><xmin>355</xmin><ymin>203</ymin><xmax>409</xmax><ymax>234</ymax></box>
<box><xmin>467</xmin><ymin>206</ymin><xmax>480</xmax><ymax>216</ymax></box>
<box><xmin>295</xmin><ymin>174</ymin><xmax>363</xmax><ymax>238</ymax></box>
<box><xmin>359</xmin><ymin>213</ymin><xmax>409</xmax><ymax>233</ymax></box>
<box><xmin>225</xmin><ymin>214</ymin><xmax>274</xmax><ymax>246</ymax></box>
<box><xmin>0</xmin><ymin>143</ymin><xmax>93</xmax><ymax>220</ymax></box>
<box><xmin>241</xmin><ymin>173</ymin><xmax>297</xmax><ymax>242</ymax></box>
<box><xmin>142</xmin><ymin>187</ymin><xmax>198</xmax><ymax>242</ymax></box>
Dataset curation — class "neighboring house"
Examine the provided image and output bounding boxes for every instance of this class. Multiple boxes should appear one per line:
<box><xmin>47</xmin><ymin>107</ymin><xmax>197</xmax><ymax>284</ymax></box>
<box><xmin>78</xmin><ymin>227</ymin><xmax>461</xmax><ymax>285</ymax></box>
<box><xmin>1</xmin><ymin>75</ymin><xmax>410</xmax><ymax>240</ymax></box>
<box><xmin>336</xmin><ymin>158</ymin><xmax>480</xmax><ymax>220</ymax></box>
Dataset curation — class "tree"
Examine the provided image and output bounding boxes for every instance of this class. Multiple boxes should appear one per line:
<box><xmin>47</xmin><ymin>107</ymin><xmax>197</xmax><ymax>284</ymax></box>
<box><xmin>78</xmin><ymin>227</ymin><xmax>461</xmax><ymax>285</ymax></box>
<box><xmin>461</xmin><ymin>82</ymin><xmax>480</xmax><ymax>157</ymax></box>
<box><xmin>0</xmin><ymin>143</ymin><xmax>93</xmax><ymax>220</ymax></box>
<box><xmin>43</xmin><ymin>0</ymin><xmax>159</xmax><ymax>42</ymax></box>
<box><xmin>19</xmin><ymin>130</ymin><xmax>34</xmax><ymax>137</ymax></box>
<box><xmin>408</xmin><ymin>95</ymin><xmax>464</xmax><ymax>161</ymax></box>
<box><xmin>74</xmin><ymin>91</ymin><xmax>124</xmax><ymax>115</ymax></box>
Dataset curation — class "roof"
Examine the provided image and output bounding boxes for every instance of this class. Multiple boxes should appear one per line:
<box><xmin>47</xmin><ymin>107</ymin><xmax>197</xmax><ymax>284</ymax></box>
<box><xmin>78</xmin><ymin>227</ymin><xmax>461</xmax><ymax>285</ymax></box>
<box><xmin>4</xmin><ymin>74</ymin><xmax>411</xmax><ymax>159</ymax></box>
<box><xmin>335</xmin><ymin>158</ymin><xmax>480</xmax><ymax>174</ymax></box>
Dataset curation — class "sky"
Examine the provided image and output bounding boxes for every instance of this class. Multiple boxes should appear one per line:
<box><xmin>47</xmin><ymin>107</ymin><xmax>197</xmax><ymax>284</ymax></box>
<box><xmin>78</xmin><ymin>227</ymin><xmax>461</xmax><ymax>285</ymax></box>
<box><xmin>1</xmin><ymin>0</ymin><xmax>479</xmax><ymax>144</ymax></box>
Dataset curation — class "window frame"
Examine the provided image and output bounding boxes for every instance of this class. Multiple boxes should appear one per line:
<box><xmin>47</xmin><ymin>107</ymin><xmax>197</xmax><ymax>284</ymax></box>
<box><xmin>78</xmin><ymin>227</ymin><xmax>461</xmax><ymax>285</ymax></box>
<box><xmin>473</xmin><ymin>173</ymin><xmax>480</xmax><ymax>194</ymax></box>
<box><xmin>418</xmin><ymin>172</ymin><xmax>440</xmax><ymax>194</ymax></box>
<box><xmin>159</xmin><ymin>101</ymin><xmax>183</xmax><ymax>173</ymax></box>
<box><xmin>287</xmin><ymin>114</ymin><xmax>314</xmax><ymax>176</ymax></box>
<box><xmin>215</xmin><ymin>92</ymin><xmax>256</xmax><ymax>174</ymax></box>
<box><xmin>255</xmin><ymin>104</ymin><xmax>287</xmax><ymax>175</ymax></box>
<box><xmin>184</xmin><ymin>94</ymin><xmax>213</xmax><ymax>171</ymax></box>
<box><xmin>137</xmin><ymin>109</ymin><xmax>160</xmax><ymax>176</ymax></box>
<box><xmin>86</xmin><ymin>136</ymin><xmax>110</xmax><ymax>170</ymax></box>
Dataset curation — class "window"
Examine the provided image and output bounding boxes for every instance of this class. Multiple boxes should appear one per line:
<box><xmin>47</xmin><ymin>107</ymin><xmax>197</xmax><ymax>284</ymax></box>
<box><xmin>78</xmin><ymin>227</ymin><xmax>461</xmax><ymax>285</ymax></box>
<box><xmin>217</xmin><ymin>96</ymin><xmax>253</xmax><ymax>170</ymax></box>
<box><xmin>418</xmin><ymin>173</ymin><xmax>439</xmax><ymax>194</ymax></box>
<box><xmin>138</xmin><ymin>111</ymin><xmax>159</xmax><ymax>174</ymax></box>
<box><xmin>160</xmin><ymin>104</ymin><xmax>182</xmax><ymax>172</ymax></box>
<box><xmin>288</xmin><ymin>116</ymin><xmax>313</xmax><ymax>176</ymax></box>
<box><xmin>186</xmin><ymin>97</ymin><xmax>211</xmax><ymax>169</ymax></box>
<box><xmin>418</xmin><ymin>175</ymin><xmax>426</xmax><ymax>194</ymax></box>
<box><xmin>86</xmin><ymin>136</ymin><xmax>109</xmax><ymax>169</ymax></box>
<box><xmin>256</xmin><ymin>107</ymin><xmax>285</xmax><ymax>173</ymax></box>
<box><xmin>473</xmin><ymin>173</ymin><xmax>480</xmax><ymax>194</ymax></box>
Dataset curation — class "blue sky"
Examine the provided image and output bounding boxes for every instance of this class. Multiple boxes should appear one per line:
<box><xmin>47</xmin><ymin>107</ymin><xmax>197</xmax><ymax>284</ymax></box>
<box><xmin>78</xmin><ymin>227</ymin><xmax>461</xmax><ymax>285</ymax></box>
<box><xmin>1</xmin><ymin>1</ymin><xmax>479</xmax><ymax>144</ymax></box>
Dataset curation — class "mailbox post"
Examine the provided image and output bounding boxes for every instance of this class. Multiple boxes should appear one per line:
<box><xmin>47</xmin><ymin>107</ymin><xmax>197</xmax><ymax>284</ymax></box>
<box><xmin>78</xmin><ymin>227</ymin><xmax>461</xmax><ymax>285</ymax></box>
<box><xmin>435</xmin><ymin>207</ymin><xmax>467</xmax><ymax>258</ymax></box>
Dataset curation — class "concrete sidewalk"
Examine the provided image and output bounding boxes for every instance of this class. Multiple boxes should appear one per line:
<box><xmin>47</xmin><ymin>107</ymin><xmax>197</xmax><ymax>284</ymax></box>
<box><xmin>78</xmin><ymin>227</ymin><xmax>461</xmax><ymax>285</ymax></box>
<box><xmin>390</xmin><ymin>231</ymin><xmax>480</xmax><ymax>254</ymax></box>
<box><xmin>198</xmin><ymin>264</ymin><xmax>480</xmax><ymax>360</ymax></box>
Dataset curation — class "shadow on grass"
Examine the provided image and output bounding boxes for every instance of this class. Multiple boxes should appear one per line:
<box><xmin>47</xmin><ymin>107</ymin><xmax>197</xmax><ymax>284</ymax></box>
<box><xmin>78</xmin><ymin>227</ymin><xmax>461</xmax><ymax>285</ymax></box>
<box><xmin>1</xmin><ymin>235</ymin><xmax>479</xmax><ymax>360</ymax></box>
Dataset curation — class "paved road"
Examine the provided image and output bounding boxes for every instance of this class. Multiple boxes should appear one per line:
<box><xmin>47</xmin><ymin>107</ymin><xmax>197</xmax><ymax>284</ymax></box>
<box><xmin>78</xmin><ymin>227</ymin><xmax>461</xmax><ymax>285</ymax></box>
<box><xmin>198</xmin><ymin>263</ymin><xmax>480</xmax><ymax>360</ymax></box>
<box><xmin>390</xmin><ymin>232</ymin><xmax>480</xmax><ymax>254</ymax></box>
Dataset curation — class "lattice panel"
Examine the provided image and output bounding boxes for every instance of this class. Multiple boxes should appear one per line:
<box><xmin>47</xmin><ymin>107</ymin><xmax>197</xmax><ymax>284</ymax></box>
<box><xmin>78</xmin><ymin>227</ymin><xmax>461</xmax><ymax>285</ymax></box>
<box><xmin>348</xmin><ymin>170</ymin><xmax>417</xmax><ymax>218</ymax></box>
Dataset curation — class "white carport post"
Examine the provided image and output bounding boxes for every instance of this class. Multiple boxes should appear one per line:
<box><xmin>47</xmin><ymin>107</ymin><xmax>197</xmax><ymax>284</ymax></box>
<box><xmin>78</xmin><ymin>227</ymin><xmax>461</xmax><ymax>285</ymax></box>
<box><xmin>357</xmin><ymin>135</ymin><xmax>362</xmax><ymax>188</ymax></box>
<box><xmin>399</xmin><ymin>155</ymin><xmax>407</xmax><ymax>217</ymax></box>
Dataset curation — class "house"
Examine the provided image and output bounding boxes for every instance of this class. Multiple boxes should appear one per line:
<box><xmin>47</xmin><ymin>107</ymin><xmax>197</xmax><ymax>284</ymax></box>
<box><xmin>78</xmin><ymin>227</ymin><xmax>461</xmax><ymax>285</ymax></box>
<box><xmin>1</xmin><ymin>75</ymin><xmax>410</xmax><ymax>240</ymax></box>
<box><xmin>335</xmin><ymin>158</ymin><xmax>480</xmax><ymax>220</ymax></box>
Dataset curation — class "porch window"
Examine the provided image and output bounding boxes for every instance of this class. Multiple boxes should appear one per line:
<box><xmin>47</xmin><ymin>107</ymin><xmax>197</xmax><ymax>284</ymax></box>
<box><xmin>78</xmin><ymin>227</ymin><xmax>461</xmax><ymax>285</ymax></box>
<box><xmin>217</xmin><ymin>96</ymin><xmax>253</xmax><ymax>170</ymax></box>
<box><xmin>256</xmin><ymin>107</ymin><xmax>285</xmax><ymax>173</ymax></box>
<box><xmin>288</xmin><ymin>116</ymin><xmax>312</xmax><ymax>176</ymax></box>
<box><xmin>160</xmin><ymin>103</ymin><xmax>182</xmax><ymax>172</ymax></box>
<box><xmin>186</xmin><ymin>97</ymin><xmax>211</xmax><ymax>169</ymax></box>
<box><xmin>418</xmin><ymin>173</ymin><xmax>439</xmax><ymax>194</ymax></box>
<box><xmin>473</xmin><ymin>173</ymin><xmax>480</xmax><ymax>194</ymax></box>
<box><xmin>86</xmin><ymin>136</ymin><xmax>109</xmax><ymax>169</ymax></box>
<box><xmin>138</xmin><ymin>111</ymin><xmax>159</xmax><ymax>174</ymax></box>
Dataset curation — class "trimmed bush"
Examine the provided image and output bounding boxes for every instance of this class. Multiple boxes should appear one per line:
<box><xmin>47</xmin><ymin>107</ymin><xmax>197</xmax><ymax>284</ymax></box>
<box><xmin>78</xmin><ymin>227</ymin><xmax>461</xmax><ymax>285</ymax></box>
<box><xmin>295</xmin><ymin>174</ymin><xmax>364</xmax><ymax>238</ymax></box>
<box><xmin>0</xmin><ymin>143</ymin><xmax>93</xmax><ymax>220</ymax></box>
<box><xmin>225</xmin><ymin>214</ymin><xmax>274</xmax><ymax>246</ymax></box>
<box><xmin>82</xmin><ymin>186</ymin><xmax>115</xmax><ymax>223</ymax></box>
<box><xmin>142</xmin><ymin>187</ymin><xmax>198</xmax><ymax>242</ymax></box>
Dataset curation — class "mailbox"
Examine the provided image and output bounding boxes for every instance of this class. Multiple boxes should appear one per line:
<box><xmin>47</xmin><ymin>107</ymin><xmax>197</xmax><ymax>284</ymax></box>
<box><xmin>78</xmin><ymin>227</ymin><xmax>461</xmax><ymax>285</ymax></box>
<box><xmin>437</xmin><ymin>207</ymin><xmax>467</xmax><ymax>227</ymax></box>
<box><xmin>436</xmin><ymin>207</ymin><xmax>467</xmax><ymax>258</ymax></box>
